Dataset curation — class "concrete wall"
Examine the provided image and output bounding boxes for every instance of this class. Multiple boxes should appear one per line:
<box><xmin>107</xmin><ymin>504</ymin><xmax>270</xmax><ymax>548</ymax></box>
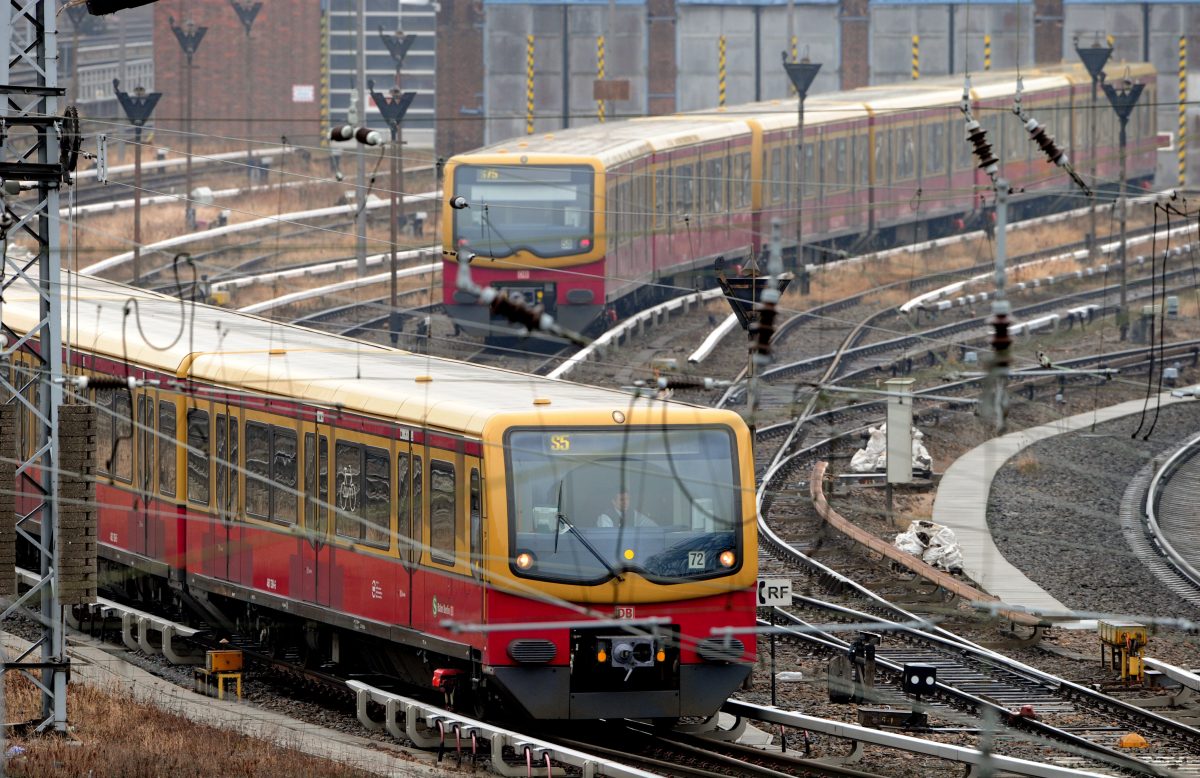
<box><xmin>870</xmin><ymin>4</ymin><xmax>1034</xmax><ymax>83</ymax></box>
<box><xmin>674</xmin><ymin>5</ymin><xmax>840</xmax><ymax>111</ymax></box>
<box><xmin>454</xmin><ymin>0</ymin><xmax>1198</xmax><ymax>188</ymax></box>
<box><xmin>1062</xmin><ymin>5</ymin><xmax>1199</xmax><ymax>187</ymax></box>
<box><xmin>152</xmin><ymin>3</ymin><xmax>322</xmax><ymax>148</ymax></box>
<box><xmin>484</xmin><ymin>4</ymin><xmax>648</xmax><ymax>143</ymax></box>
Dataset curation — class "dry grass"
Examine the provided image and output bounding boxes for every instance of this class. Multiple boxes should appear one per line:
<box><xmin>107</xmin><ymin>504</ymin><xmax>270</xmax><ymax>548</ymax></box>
<box><xmin>53</xmin><ymin>152</ymin><xmax>436</xmax><ymax>282</ymax></box>
<box><xmin>2</xmin><ymin>671</ymin><xmax>375</xmax><ymax>778</ymax></box>
<box><xmin>775</xmin><ymin>200</ymin><xmax>1161</xmax><ymax>314</ymax></box>
<box><xmin>1011</xmin><ymin>451</ymin><xmax>1041</xmax><ymax>475</ymax></box>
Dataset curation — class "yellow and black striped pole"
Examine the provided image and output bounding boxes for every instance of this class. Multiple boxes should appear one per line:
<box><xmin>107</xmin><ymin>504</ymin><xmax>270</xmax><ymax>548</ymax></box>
<box><xmin>911</xmin><ymin>35</ymin><xmax>920</xmax><ymax>80</ymax></box>
<box><xmin>1181</xmin><ymin>35</ymin><xmax>1188</xmax><ymax>189</ymax></box>
<box><xmin>984</xmin><ymin>34</ymin><xmax>991</xmax><ymax>71</ymax></box>
<box><xmin>597</xmin><ymin>35</ymin><xmax>606</xmax><ymax>123</ymax></box>
<box><xmin>789</xmin><ymin>35</ymin><xmax>798</xmax><ymax>95</ymax></box>
<box><xmin>319</xmin><ymin>9</ymin><xmax>330</xmax><ymax>147</ymax></box>
<box><xmin>719</xmin><ymin>36</ymin><xmax>727</xmax><ymax>107</ymax></box>
<box><xmin>526</xmin><ymin>34</ymin><xmax>535</xmax><ymax>135</ymax></box>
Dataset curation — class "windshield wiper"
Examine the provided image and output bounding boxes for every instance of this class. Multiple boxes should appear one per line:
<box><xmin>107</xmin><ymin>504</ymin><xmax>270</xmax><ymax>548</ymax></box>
<box><xmin>555</xmin><ymin>480</ymin><xmax>624</xmax><ymax>582</ymax></box>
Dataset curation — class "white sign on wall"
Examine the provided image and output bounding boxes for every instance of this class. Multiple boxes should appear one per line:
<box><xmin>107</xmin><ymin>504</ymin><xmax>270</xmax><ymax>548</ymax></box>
<box><xmin>292</xmin><ymin>85</ymin><xmax>315</xmax><ymax>103</ymax></box>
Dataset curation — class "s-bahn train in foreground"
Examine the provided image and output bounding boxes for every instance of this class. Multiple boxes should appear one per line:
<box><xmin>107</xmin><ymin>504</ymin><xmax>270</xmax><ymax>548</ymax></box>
<box><xmin>443</xmin><ymin>63</ymin><xmax>1159</xmax><ymax>336</ymax></box>
<box><xmin>5</xmin><ymin>274</ymin><xmax>757</xmax><ymax>721</ymax></box>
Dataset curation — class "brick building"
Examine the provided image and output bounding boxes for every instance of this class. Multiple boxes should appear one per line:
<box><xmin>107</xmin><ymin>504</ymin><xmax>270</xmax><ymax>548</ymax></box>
<box><xmin>152</xmin><ymin>2</ymin><xmax>323</xmax><ymax>148</ymax></box>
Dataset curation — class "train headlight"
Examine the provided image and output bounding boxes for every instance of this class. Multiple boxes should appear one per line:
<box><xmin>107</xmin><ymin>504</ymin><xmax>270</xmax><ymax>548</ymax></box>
<box><xmin>656</xmin><ymin>648</ymin><xmax>666</xmax><ymax>663</ymax></box>
<box><xmin>515</xmin><ymin>551</ymin><xmax>536</xmax><ymax>570</ymax></box>
<box><xmin>596</xmin><ymin>647</ymin><xmax>608</xmax><ymax>663</ymax></box>
<box><xmin>719</xmin><ymin>550</ymin><xmax>736</xmax><ymax>568</ymax></box>
<box><xmin>579</xmin><ymin>238</ymin><xmax>592</xmax><ymax>249</ymax></box>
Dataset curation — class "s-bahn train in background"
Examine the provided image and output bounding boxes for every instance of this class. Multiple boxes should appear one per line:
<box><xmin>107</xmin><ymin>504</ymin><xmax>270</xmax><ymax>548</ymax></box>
<box><xmin>5</xmin><ymin>273</ymin><xmax>758</xmax><ymax>722</ymax></box>
<box><xmin>443</xmin><ymin>63</ymin><xmax>1159</xmax><ymax>337</ymax></box>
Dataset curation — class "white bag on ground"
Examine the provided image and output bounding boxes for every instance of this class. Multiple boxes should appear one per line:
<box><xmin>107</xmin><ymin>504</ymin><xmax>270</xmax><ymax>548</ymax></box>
<box><xmin>893</xmin><ymin>520</ymin><xmax>963</xmax><ymax>573</ymax></box>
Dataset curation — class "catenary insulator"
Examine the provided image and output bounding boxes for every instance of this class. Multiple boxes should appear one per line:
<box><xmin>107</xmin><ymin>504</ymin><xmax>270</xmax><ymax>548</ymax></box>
<box><xmin>965</xmin><ymin>119</ymin><xmax>999</xmax><ymax>174</ymax></box>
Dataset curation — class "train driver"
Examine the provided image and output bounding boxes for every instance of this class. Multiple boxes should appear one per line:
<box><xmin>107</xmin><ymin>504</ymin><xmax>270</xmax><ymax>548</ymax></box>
<box><xmin>596</xmin><ymin>489</ymin><xmax>657</xmax><ymax>528</ymax></box>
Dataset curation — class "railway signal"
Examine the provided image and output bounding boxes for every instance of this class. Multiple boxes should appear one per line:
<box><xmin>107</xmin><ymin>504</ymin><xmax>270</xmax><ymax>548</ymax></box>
<box><xmin>1102</xmin><ymin>74</ymin><xmax>1145</xmax><ymax>334</ymax></box>
<box><xmin>367</xmin><ymin>79</ymin><xmax>418</xmax><ymax>344</ymax></box>
<box><xmin>782</xmin><ymin>54</ymin><xmax>821</xmax><ymax>274</ymax></box>
<box><xmin>1075</xmin><ymin>35</ymin><xmax>1114</xmax><ymax>261</ymax></box>
<box><xmin>229</xmin><ymin>1</ymin><xmax>264</xmax><ymax>181</ymax></box>
<box><xmin>113</xmin><ymin>79</ymin><xmax>162</xmax><ymax>285</ymax></box>
<box><xmin>168</xmin><ymin>15</ymin><xmax>207</xmax><ymax>232</ymax></box>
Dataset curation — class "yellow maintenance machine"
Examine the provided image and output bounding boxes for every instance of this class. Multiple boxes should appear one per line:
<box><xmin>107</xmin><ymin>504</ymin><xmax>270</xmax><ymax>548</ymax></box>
<box><xmin>1099</xmin><ymin>620</ymin><xmax>1147</xmax><ymax>683</ymax></box>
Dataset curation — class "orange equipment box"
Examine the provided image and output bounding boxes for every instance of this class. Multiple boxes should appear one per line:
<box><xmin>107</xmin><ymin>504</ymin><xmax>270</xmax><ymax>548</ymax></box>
<box><xmin>206</xmin><ymin>649</ymin><xmax>243</xmax><ymax>672</ymax></box>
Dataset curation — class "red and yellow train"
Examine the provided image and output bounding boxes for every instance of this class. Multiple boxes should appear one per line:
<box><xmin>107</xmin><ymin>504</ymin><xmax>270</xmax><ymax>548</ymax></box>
<box><xmin>6</xmin><ymin>273</ymin><xmax>758</xmax><ymax>721</ymax></box>
<box><xmin>443</xmin><ymin>64</ymin><xmax>1158</xmax><ymax>336</ymax></box>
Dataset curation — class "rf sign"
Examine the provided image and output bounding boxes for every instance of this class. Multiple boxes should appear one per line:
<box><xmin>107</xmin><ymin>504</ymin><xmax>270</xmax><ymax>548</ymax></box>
<box><xmin>757</xmin><ymin>578</ymin><xmax>792</xmax><ymax>607</ymax></box>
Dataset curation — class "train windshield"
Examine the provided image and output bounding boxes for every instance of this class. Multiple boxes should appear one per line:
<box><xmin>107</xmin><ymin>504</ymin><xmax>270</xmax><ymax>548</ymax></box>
<box><xmin>505</xmin><ymin>427</ymin><xmax>744</xmax><ymax>584</ymax></box>
<box><xmin>452</xmin><ymin>165</ymin><xmax>594</xmax><ymax>259</ymax></box>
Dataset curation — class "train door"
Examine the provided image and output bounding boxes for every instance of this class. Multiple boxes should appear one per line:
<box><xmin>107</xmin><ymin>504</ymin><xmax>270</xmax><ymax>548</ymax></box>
<box><xmin>300</xmin><ymin>424</ymin><xmax>332</xmax><ymax>607</ymax></box>
<box><xmin>184</xmin><ymin>401</ymin><xmax>220</xmax><ymax>580</ymax></box>
<box><xmin>136</xmin><ymin>390</ymin><xmax>158</xmax><ymax>558</ymax></box>
<box><xmin>155</xmin><ymin>397</ymin><xmax>183</xmax><ymax>578</ymax></box>
<box><xmin>651</xmin><ymin>159</ymin><xmax>671</xmax><ymax>284</ymax></box>
<box><xmin>412</xmin><ymin>445</ymin><xmax>482</xmax><ymax>636</ymax></box>
<box><xmin>214</xmin><ymin>409</ymin><xmax>239</xmax><ymax>582</ymax></box>
<box><xmin>397</xmin><ymin>441</ymin><xmax>414</xmax><ymax>626</ymax></box>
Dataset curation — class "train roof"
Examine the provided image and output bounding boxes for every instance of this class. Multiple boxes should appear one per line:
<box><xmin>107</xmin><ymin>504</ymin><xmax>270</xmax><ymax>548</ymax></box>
<box><xmin>453</xmin><ymin>62</ymin><xmax>1156</xmax><ymax>163</ymax></box>
<box><xmin>468</xmin><ymin>116</ymin><xmax>755</xmax><ymax>167</ymax></box>
<box><xmin>4</xmin><ymin>272</ymin><xmax>723</xmax><ymax>437</ymax></box>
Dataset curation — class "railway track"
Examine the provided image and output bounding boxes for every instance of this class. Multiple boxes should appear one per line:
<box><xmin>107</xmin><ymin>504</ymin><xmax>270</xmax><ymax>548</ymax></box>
<box><xmin>1142</xmin><ymin>434</ymin><xmax>1200</xmax><ymax>602</ymax></box>
<box><xmin>603</xmin><ymin>205</ymin><xmax>1197</xmax><ymax>771</ymax></box>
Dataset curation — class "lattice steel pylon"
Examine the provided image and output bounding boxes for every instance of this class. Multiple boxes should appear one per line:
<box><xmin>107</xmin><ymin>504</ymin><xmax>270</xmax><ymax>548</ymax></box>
<box><xmin>0</xmin><ymin>0</ymin><xmax>70</xmax><ymax>735</ymax></box>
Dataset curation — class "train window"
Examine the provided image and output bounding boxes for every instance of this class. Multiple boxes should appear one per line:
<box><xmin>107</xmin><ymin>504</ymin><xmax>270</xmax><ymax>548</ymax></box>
<box><xmin>954</xmin><ymin>116</ymin><xmax>971</xmax><ymax>171</ymax></box>
<box><xmin>897</xmin><ymin>127</ymin><xmax>915</xmax><ymax>180</ymax></box>
<box><xmin>216</xmin><ymin>415</ymin><xmax>225</xmax><ymax>512</ymax></box>
<box><xmin>785</xmin><ymin>146</ymin><xmax>794</xmax><ymax>205</ymax></box>
<box><xmin>674</xmin><ymin>164</ymin><xmax>694</xmax><ymax>214</ymax></box>
<box><xmin>215</xmin><ymin>416</ymin><xmax>229</xmax><ymax>518</ymax></box>
<box><xmin>272</xmin><ymin>428</ymin><xmax>298</xmax><ymax>525</ymax></box>
<box><xmin>654</xmin><ymin>168</ymin><xmax>669</xmax><ymax>229</ymax></box>
<box><xmin>835</xmin><ymin>137</ymin><xmax>848</xmax><ymax>190</ymax></box>
<box><xmin>801</xmin><ymin>145</ymin><xmax>814</xmax><ymax>203</ymax></box>
<box><xmin>398</xmin><ymin>450</ymin><xmax>411</xmax><ymax>558</ymax></box>
<box><xmin>158</xmin><ymin>401</ymin><xmax>176</xmax><ymax>497</ymax></box>
<box><xmin>855</xmin><ymin>132</ymin><xmax>868</xmax><ymax>188</ymax></box>
<box><xmin>927</xmin><ymin>122</ymin><xmax>945</xmax><ymax>175</ymax></box>
<box><xmin>363</xmin><ymin>446</ymin><xmax>390</xmax><ymax>547</ymax></box>
<box><xmin>875</xmin><ymin>130</ymin><xmax>889</xmax><ymax>185</ymax></box>
<box><xmin>769</xmin><ymin>149</ymin><xmax>781</xmax><ymax>203</ymax></box>
<box><xmin>429</xmin><ymin>459</ymin><xmax>456</xmax><ymax>566</ymax></box>
<box><xmin>335</xmin><ymin>442</ymin><xmax>361</xmax><ymax>540</ymax></box>
<box><xmin>706</xmin><ymin>158</ymin><xmax>724</xmax><ymax>213</ymax></box>
<box><xmin>95</xmin><ymin>388</ymin><xmax>110</xmax><ymax>475</ymax></box>
<box><xmin>304</xmin><ymin>433</ymin><xmax>330</xmax><ymax>536</ymax></box>
<box><xmin>470</xmin><ymin>468</ymin><xmax>481</xmax><ymax>574</ymax></box>
<box><xmin>413</xmin><ymin>455</ymin><xmax>424</xmax><ymax>559</ymax></box>
<box><xmin>505</xmin><ymin>427</ymin><xmax>741</xmax><ymax>583</ymax></box>
<box><xmin>186</xmin><ymin>409</ymin><xmax>209</xmax><ymax>506</ymax></box>
<box><xmin>738</xmin><ymin>152</ymin><xmax>751</xmax><ymax>208</ymax></box>
<box><xmin>245</xmin><ymin>422</ymin><xmax>270</xmax><ymax>519</ymax></box>
<box><xmin>305</xmin><ymin>433</ymin><xmax>316</xmax><ymax>527</ymax></box>
<box><xmin>96</xmin><ymin>388</ymin><xmax>133</xmax><ymax>482</ymax></box>
<box><xmin>113</xmin><ymin>388</ymin><xmax>133</xmax><ymax>482</ymax></box>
